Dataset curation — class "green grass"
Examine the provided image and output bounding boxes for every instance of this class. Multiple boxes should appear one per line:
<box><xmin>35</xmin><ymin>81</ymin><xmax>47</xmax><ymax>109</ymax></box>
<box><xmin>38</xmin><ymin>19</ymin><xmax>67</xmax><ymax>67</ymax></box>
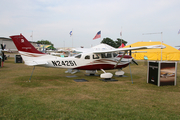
<box><xmin>0</xmin><ymin>58</ymin><xmax>180</xmax><ymax>119</ymax></box>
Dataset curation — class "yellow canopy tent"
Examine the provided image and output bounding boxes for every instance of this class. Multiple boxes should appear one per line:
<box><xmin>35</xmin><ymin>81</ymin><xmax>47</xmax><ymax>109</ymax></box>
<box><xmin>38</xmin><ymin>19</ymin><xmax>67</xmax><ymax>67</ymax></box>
<box><xmin>124</xmin><ymin>41</ymin><xmax>180</xmax><ymax>61</ymax></box>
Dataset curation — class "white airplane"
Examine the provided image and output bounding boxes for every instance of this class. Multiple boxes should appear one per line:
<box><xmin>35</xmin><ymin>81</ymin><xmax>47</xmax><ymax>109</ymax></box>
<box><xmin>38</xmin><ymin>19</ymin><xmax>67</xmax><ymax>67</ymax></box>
<box><xmin>0</xmin><ymin>44</ymin><xmax>18</xmax><ymax>62</ymax></box>
<box><xmin>10</xmin><ymin>34</ymin><xmax>166</xmax><ymax>79</ymax></box>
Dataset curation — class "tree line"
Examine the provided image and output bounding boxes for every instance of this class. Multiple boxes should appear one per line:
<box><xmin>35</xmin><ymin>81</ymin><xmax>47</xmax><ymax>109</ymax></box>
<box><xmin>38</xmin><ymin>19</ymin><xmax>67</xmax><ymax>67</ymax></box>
<box><xmin>101</xmin><ymin>38</ymin><xmax>127</xmax><ymax>48</ymax></box>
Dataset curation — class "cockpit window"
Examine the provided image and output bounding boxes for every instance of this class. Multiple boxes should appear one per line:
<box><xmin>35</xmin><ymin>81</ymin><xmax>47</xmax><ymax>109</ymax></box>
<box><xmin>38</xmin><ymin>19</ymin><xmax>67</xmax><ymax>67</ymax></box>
<box><xmin>93</xmin><ymin>54</ymin><xmax>100</xmax><ymax>59</ymax></box>
<box><xmin>85</xmin><ymin>55</ymin><xmax>90</xmax><ymax>59</ymax></box>
<box><xmin>101</xmin><ymin>53</ymin><xmax>112</xmax><ymax>58</ymax></box>
<box><xmin>75</xmin><ymin>54</ymin><xmax>82</xmax><ymax>58</ymax></box>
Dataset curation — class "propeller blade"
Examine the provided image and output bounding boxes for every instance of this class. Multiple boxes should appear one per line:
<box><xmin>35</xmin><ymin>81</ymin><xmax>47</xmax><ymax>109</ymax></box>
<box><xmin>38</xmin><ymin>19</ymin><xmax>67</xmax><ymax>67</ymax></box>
<box><xmin>129</xmin><ymin>46</ymin><xmax>131</xmax><ymax>56</ymax></box>
<box><xmin>1</xmin><ymin>44</ymin><xmax>6</xmax><ymax>50</ymax></box>
<box><xmin>132</xmin><ymin>59</ymin><xmax>138</xmax><ymax>65</ymax></box>
<box><xmin>1</xmin><ymin>44</ymin><xmax>6</xmax><ymax>62</ymax></box>
<box><xmin>129</xmin><ymin>50</ymin><xmax>131</xmax><ymax>56</ymax></box>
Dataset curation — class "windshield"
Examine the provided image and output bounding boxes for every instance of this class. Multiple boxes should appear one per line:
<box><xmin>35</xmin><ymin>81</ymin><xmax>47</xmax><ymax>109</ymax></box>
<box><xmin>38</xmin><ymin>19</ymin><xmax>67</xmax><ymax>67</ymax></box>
<box><xmin>75</xmin><ymin>54</ymin><xmax>82</xmax><ymax>58</ymax></box>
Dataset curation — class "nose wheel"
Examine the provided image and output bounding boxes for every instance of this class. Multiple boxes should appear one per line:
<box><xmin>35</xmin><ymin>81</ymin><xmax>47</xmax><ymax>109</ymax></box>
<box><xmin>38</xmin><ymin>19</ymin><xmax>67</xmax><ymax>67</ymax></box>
<box><xmin>99</xmin><ymin>69</ymin><xmax>118</xmax><ymax>82</ymax></box>
<box><xmin>100</xmin><ymin>69</ymin><xmax>113</xmax><ymax>78</ymax></box>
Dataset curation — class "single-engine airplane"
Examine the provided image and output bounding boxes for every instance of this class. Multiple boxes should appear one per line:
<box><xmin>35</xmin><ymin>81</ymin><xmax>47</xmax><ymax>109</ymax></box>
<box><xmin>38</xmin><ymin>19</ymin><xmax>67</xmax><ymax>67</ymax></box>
<box><xmin>10</xmin><ymin>34</ymin><xmax>166</xmax><ymax>79</ymax></box>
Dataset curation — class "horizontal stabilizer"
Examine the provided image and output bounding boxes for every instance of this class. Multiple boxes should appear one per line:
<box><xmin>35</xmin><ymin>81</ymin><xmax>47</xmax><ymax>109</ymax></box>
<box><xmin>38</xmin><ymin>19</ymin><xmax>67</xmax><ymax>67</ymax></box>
<box><xmin>25</xmin><ymin>61</ymin><xmax>48</xmax><ymax>66</ymax></box>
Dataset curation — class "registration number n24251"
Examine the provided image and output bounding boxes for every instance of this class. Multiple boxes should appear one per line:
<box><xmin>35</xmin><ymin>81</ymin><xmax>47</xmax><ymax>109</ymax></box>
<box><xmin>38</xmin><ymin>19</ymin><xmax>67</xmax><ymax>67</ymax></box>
<box><xmin>51</xmin><ymin>61</ymin><xmax>77</xmax><ymax>66</ymax></box>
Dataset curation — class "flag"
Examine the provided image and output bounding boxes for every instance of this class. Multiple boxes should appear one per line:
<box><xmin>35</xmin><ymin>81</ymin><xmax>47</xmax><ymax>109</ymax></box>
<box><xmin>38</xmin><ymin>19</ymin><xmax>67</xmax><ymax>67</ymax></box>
<box><xmin>119</xmin><ymin>43</ymin><xmax>125</xmax><ymax>48</ymax></box>
<box><xmin>30</xmin><ymin>31</ymin><xmax>33</xmax><ymax>39</ymax></box>
<box><xmin>69</xmin><ymin>31</ymin><xmax>73</xmax><ymax>36</ymax></box>
<box><xmin>178</xmin><ymin>29</ymin><xmax>180</xmax><ymax>34</ymax></box>
<box><xmin>120</xmin><ymin>31</ymin><xmax>122</xmax><ymax>36</ymax></box>
<box><xmin>93</xmin><ymin>31</ymin><xmax>101</xmax><ymax>40</ymax></box>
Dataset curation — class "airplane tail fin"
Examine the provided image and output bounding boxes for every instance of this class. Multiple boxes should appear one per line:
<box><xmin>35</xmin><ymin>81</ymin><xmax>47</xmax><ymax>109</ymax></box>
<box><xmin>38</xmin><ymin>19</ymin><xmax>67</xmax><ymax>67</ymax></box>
<box><xmin>10</xmin><ymin>34</ymin><xmax>50</xmax><ymax>66</ymax></box>
<box><xmin>10</xmin><ymin>34</ymin><xmax>44</xmax><ymax>54</ymax></box>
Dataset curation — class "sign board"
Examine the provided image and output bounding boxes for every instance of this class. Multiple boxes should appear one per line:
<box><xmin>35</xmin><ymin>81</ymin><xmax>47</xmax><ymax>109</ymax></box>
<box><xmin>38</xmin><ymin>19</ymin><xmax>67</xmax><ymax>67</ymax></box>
<box><xmin>147</xmin><ymin>61</ymin><xmax>177</xmax><ymax>86</ymax></box>
<box><xmin>15</xmin><ymin>55</ymin><xmax>23</xmax><ymax>63</ymax></box>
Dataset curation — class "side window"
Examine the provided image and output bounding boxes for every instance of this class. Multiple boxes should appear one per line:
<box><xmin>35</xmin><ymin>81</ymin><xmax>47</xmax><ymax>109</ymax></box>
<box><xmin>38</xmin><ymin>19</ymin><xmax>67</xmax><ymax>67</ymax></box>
<box><xmin>101</xmin><ymin>53</ymin><xmax>106</xmax><ymax>58</ymax></box>
<box><xmin>101</xmin><ymin>53</ymin><xmax>112</xmax><ymax>58</ymax></box>
<box><xmin>93</xmin><ymin>54</ymin><xmax>99</xmax><ymax>59</ymax></box>
<box><xmin>85</xmin><ymin>55</ymin><xmax>90</xmax><ymax>59</ymax></box>
<box><xmin>75</xmin><ymin>54</ymin><xmax>81</xmax><ymax>58</ymax></box>
<box><xmin>106</xmin><ymin>53</ymin><xmax>112</xmax><ymax>58</ymax></box>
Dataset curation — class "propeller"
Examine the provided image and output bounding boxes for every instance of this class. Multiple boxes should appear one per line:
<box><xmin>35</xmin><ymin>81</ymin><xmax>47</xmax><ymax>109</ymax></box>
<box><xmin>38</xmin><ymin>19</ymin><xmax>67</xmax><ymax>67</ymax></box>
<box><xmin>128</xmin><ymin>45</ymin><xmax>138</xmax><ymax>65</ymax></box>
<box><xmin>129</xmin><ymin>46</ymin><xmax>132</xmax><ymax>56</ymax></box>
<box><xmin>132</xmin><ymin>59</ymin><xmax>138</xmax><ymax>65</ymax></box>
<box><xmin>1</xmin><ymin>44</ymin><xmax>6</xmax><ymax>62</ymax></box>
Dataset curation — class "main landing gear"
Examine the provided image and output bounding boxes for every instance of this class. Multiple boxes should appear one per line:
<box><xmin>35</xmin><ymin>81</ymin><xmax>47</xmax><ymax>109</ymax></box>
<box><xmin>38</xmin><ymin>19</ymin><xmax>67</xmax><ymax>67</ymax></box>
<box><xmin>85</xmin><ymin>70</ymin><xmax>99</xmax><ymax>76</ymax></box>
<box><xmin>100</xmin><ymin>69</ymin><xmax>113</xmax><ymax>79</ymax></box>
<box><xmin>65</xmin><ymin>69</ymin><xmax>80</xmax><ymax>74</ymax></box>
<box><xmin>100</xmin><ymin>69</ymin><xmax>118</xmax><ymax>82</ymax></box>
<box><xmin>86</xmin><ymin>69</ymin><xmax>125</xmax><ymax>79</ymax></box>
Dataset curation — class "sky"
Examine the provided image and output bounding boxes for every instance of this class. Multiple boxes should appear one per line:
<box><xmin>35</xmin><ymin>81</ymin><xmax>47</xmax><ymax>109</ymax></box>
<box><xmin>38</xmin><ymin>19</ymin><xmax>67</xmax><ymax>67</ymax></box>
<box><xmin>0</xmin><ymin>0</ymin><xmax>180</xmax><ymax>48</ymax></box>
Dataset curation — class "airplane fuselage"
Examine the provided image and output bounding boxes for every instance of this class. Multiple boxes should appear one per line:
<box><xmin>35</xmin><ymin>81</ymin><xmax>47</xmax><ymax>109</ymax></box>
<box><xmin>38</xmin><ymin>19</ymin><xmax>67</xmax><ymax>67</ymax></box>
<box><xmin>42</xmin><ymin>52</ymin><xmax>133</xmax><ymax>70</ymax></box>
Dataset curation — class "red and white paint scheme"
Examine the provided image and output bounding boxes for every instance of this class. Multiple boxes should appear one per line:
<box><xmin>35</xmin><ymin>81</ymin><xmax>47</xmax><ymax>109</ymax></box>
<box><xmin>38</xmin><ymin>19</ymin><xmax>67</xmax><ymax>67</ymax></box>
<box><xmin>10</xmin><ymin>34</ymin><xmax>165</xmax><ymax>79</ymax></box>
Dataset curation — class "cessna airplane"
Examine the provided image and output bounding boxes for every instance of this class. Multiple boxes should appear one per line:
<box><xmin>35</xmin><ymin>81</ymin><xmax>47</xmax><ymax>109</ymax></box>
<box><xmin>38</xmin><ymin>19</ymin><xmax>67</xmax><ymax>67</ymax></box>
<box><xmin>10</xmin><ymin>34</ymin><xmax>166</xmax><ymax>79</ymax></box>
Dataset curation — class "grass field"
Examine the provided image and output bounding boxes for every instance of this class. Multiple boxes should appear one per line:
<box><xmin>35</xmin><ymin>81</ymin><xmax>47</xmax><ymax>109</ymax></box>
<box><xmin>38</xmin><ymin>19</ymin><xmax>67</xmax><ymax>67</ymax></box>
<box><xmin>0</xmin><ymin>58</ymin><xmax>180</xmax><ymax>119</ymax></box>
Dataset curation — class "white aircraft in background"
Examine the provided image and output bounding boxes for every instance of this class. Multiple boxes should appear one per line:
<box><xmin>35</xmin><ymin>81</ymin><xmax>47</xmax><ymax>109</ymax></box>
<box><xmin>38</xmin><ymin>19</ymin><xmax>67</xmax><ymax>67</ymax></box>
<box><xmin>0</xmin><ymin>44</ymin><xmax>16</xmax><ymax>67</ymax></box>
<box><xmin>10</xmin><ymin>34</ymin><xmax>166</xmax><ymax>79</ymax></box>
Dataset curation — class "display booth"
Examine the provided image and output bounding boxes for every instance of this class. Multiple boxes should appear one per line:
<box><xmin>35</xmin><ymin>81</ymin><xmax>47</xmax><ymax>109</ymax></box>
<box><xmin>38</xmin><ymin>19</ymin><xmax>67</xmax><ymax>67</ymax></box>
<box><xmin>15</xmin><ymin>55</ymin><xmax>23</xmax><ymax>63</ymax></box>
<box><xmin>147</xmin><ymin>61</ymin><xmax>177</xmax><ymax>86</ymax></box>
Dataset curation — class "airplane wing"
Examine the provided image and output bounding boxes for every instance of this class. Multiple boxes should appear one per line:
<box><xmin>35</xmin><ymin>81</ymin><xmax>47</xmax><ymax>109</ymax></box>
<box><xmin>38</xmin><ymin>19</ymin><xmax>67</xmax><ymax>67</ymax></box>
<box><xmin>1</xmin><ymin>49</ymin><xmax>18</xmax><ymax>53</ymax></box>
<box><xmin>25</xmin><ymin>60</ymin><xmax>48</xmax><ymax>66</ymax></box>
<box><xmin>73</xmin><ymin>48</ymin><xmax>93</xmax><ymax>53</ymax></box>
<box><xmin>93</xmin><ymin>45</ymin><xmax>166</xmax><ymax>54</ymax></box>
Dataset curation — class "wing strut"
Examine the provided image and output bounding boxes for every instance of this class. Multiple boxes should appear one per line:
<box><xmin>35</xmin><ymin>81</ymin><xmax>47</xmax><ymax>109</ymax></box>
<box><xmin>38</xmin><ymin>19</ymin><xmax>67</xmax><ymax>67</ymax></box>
<box><xmin>114</xmin><ymin>51</ymin><xmax>127</xmax><ymax>68</ymax></box>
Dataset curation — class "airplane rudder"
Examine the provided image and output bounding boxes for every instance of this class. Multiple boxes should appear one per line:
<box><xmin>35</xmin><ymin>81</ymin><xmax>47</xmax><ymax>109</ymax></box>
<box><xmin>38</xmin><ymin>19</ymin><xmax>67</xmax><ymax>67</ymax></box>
<box><xmin>10</xmin><ymin>35</ymin><xmax>23</xmax><ymax>50</ymax></box>
<box><xmin>10</xmin><ymin>34</ymin><xmax>44</xmax><ymax>54</ymax></box>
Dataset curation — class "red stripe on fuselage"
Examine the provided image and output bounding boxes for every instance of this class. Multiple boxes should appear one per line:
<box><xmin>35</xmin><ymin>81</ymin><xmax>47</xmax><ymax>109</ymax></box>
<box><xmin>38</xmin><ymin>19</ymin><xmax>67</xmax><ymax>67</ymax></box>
<box><xmin>75</xmin><ymin>63</ymin><xmax>130</xmax><ymax>70</ymax></box>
